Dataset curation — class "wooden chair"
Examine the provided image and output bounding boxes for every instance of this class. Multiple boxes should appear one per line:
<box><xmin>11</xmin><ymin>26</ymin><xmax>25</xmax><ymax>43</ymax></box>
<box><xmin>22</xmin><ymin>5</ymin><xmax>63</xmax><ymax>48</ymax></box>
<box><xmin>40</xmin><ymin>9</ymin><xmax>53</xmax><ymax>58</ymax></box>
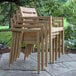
<box><xmin>18</xmin><ymin>7</ymin><xmax>63</xmax><ymax>69</ymax></box>
<box><xmin>10</xmin><ymin>7</ymin><xmax>49</xmax><ymax>73</ymax></box>
<box><xmin>49</xmin><ymin>17</ymin><xmax>64</xmax><ymax>64</ymax></box>
<box><xmin>9</xmin><ymin>16</ymin><xmax>23</xmax><ymax>64</ymax></box>
<box><xmin>10</xmin><ymin>6</ymin><xmax>64</xmax><ymax>74</ymax></box>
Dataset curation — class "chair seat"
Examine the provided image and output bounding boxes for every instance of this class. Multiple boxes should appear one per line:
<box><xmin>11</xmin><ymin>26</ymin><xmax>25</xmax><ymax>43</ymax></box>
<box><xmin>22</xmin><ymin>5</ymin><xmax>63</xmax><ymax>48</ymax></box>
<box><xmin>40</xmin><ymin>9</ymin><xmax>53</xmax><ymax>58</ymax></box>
<box><xmin>11</xmin><ymin>28</ymin><xmax>41</xmax><ymax>32</ymax></box>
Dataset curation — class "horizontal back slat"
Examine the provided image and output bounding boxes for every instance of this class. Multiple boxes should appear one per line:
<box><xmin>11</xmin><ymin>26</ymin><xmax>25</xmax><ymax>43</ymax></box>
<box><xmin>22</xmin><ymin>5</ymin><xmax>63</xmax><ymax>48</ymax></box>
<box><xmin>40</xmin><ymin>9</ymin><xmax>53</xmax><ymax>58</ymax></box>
<box><xmin>12</xmin><ymin>13</ymin><xmax>49</xmax><ymax>28</ymax></box>
<box><xmin>19</xmin><ymin>6</ymin><xmax>37</xmax><ymax>17</ymax></box>
<box><xmin>52</xmin><ymin>17</ymin><xmax>64</xmax><ymax>27</ymax></box>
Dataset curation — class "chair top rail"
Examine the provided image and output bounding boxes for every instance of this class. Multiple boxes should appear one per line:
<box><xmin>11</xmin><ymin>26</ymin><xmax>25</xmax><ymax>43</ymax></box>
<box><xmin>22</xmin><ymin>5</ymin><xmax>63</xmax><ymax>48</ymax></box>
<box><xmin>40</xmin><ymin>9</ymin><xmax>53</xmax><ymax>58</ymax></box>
<box><xmin>19</xmin><ymin>6</ymin><xmax>37</xmax><ymax>17</ymax></box>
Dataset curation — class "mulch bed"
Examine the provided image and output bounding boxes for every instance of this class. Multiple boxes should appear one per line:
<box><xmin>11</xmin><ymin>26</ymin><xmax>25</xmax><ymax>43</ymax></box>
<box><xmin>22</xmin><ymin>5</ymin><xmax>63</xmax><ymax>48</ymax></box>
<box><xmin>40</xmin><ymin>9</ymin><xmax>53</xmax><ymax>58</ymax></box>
<box><xmin>0</xmin><ymin>47</ymin><xmax>25</xmax><ymax>54</ymax></box>
<box><xmin>0</xmin><ymin>43</ymin><xmax>10</xmax><ymax>54</ymax></box>
<box><xmin>0</xmin><ymin>46</ymin><xmax>76</xmax><ymax>54</ymax></box>
<box><xmin>65</xmin><ymin>48</ymin><xmax>76</xmax><ymax>54</ymax></box>
<box><xmin>0</xmin><ymin>48</ymin><xmax>10</xmax><ymax>54</ymax></box>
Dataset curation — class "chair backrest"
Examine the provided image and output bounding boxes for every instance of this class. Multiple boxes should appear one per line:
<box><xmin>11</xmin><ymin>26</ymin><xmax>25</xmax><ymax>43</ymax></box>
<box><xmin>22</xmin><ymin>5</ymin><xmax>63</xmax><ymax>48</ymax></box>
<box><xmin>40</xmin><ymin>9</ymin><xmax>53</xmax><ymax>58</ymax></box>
<box><xmin>19</xmin><ymin>6</ymin><xmax>37</xmax><ymax>17</ymax></box>
<box><xmin>11</xmin><ymin>7</ymin><xmax>49</xmax><ymax>32</ymax></box>
<box><xmin>15</xmin><ymin>7</ymin><xmax>49</xmax><ymax>29</ymax></box>
<box><xmin>11</xmin><ymin>15</ymin><xmax>16</xmax><ymax>29</ymax></box>
<box><xmin>52</xmin><ymin>17</ymin><xmax>64</xmax><ymax>27</ymax></box>
<box><xmin>12</xmin><ymin>7</ymin><xmax>38</xmax><ymax>28</ymax></box>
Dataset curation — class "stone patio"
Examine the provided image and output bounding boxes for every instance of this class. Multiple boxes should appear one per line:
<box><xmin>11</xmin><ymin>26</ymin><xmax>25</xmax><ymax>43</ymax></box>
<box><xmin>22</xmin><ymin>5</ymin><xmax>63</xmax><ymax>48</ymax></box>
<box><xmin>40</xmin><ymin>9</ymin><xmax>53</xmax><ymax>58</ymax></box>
<box><xmin>0</xmin><ymin>52</ymin><xmax>76</xmax><ymax>76</ymax></box>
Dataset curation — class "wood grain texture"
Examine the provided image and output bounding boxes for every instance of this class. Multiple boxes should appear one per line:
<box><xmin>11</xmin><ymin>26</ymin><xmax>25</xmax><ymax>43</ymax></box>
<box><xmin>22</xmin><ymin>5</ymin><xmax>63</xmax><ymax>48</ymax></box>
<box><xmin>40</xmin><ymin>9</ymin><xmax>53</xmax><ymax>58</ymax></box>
<box><xmin>10</xmin><ymin>6</ymin><xmax>64</xmax><ymax>74</ymax></box>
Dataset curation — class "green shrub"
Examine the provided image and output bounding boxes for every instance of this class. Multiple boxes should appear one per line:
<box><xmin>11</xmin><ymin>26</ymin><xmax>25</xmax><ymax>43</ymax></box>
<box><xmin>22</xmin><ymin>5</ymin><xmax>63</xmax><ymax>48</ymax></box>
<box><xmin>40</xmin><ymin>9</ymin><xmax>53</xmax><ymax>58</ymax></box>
<box><xmin>0</xmin><ymin>31</ymin><xmax>11</xmax><ymax>46</ymax></box>
<box><xmin>64</xmin><ymin>23</ymin><xmax>76</xmax><ymax>50</ymax></box>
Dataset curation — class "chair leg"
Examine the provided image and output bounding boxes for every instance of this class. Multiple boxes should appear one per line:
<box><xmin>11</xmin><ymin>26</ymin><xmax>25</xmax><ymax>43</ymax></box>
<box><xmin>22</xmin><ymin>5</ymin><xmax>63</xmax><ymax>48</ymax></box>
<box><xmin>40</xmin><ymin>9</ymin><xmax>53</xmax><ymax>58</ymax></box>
<box><xmin>55</xmin><ymin>35</ymin><xmax>57</xmax><ymax>60</ymax></box>
<box><xmin>29</xmin><ymin>45</ymin><xmax>31</xmax><ymax>55</ymax></box>
<box><xmin>14</xmin><ymin>32</ymin><xmax>19</xmax><ymax>60</ymax></box>
<box><xmin>49</xmin><ymin>35</ymin><xmax>53</xmax><ymax>64</ymax></box>
<box><xmin>62</xmin><ymin>31</ymin><xmax>64</xmax><ymax>54</ymax></box>
<box><xmin>58</xmin><ymin>33</ymin><xmax>61</xmax><ymax>58</ymax></box>
<box><xmin>37</xmin><ymin>32</ymin><xmax>40</xmax><ymax>74</ymax></box>
<box><xmin>24</xmin><ymin>46</ymin><xmax>27</xmax><ymax>60</ymax></box>
<box><xmin>31</xmin><ymin>44</ymin><xmax>34</xmax><ymax>53</ymax></box>
<box><xmin>29</xmin><ymin>45</ymin><xmax>32</xmax><ymax>55</ymax></box>
<box><xmin>16</xmin><ymin>32</ymin><xmax>21</xmax><ymax>58</ymax></box>
<box><xmin>54</xmin><ymin>38</ymin><xmax>55</xmax><ymax>61</ymax></box>
<box><xmin>38</xmin><ymin>42</ymin><xmax>40</xmax><ymax>74</ymax></box>
<box><xmin>30</xmin><ymin>44</ymin><xmax>34</xmax><ymax>52</ymax></box>
<box><xmin>16</xmin><ymin>32</ymin><xmax>20</xmax><ymax>58</ymax></box>
<box><xmin>29</xmin><ymin>44</ymin><xmax>32</xmax><ymax>55</ymax></box>
<box><xmin>32</xmin><ymin>45</ymin><xmax>34</xmax><ymax>52</ymax></box>
<box><xmin>28</xmin><ymin>44</ymin><xmax>32</xmax><ymax>56</ymax></box>
<box><xmin>24</xmin><ymin>44</ymin><xmax>33</xmax><ymax>60</ymax></box>
<box><xmin>27</xmin><ymin>45</ymin><xmax>30</xmax><ymax>56</ymax></box>
<box><xmin>11</xmin><ymin>32</ymin><xmax>17</xmax><ymax>63</ymax></box>
<box><xmin>9</xmin><ymin>32</ymin><xmax>14</xmax><ymax>65</ymax></box>
<box><xmin>52</xmin><ymin>39</ymin><xmax>54</xmax><ymax>63</ymax></box>
<box><xmin>45</xmin><ymin>33</ymin><xmax>48</xmax><ymax>67</ymax></box>
<box><xmin>17</xmin><ymin>32</ymin><xmax>22</xmax><ymax>58</ymax></box>
<box><xmin>41</xmin><ymin>34</ymin><xmax>44</xmax><ymax>70</ymax></box>
<box><xmin>27</xmin><ymin>45</ymin><xmax>29</xmax><ymax>57</ymax></box>
<box><xmin>24</xmin><ymin>44</ymin><xmax>30</xmax><ymax>60</ymax></box>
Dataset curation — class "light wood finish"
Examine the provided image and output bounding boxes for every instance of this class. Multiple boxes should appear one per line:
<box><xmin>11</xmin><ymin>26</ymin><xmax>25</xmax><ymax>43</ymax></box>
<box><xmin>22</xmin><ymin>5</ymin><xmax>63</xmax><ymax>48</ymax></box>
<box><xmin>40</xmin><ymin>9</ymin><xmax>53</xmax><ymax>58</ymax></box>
<box><xmin>15</xmin><ymin>9</ymin><xmax>51</xmax><ymax>73</ymax></box>
<box><xmin>58</xmin><ymin>32</ymin><xmax>61</xmax><ymax>58</ymax></box>
<box><xmin>19</xmin><ymin>6</ymin><xmax>37</xmax><ymax>17</ymax></box>
<box><xmin>37</xmin><ymin>32</ymin><xmax>41</xmax><ymax>74</ymax></box>
<box><xmin>58</xmin><ymin>22</ymin><xmax>61</xmax><ymax>58</ymax></box>
<box><xmin>52</xmin><ymin>17</ymin><xmax>64</xmax><ymax>61</ymax></box>
<box><xmin>55</xmin><ymin>35</ymin><xmax>57</xmax><ymax>60</ymax></box>
<box><xmin>49</xmin><ymin>17</ymin><xmax>53</xmax><ymax>64</ymax></box>
<box><xmin>9</xmin><ymin>17</ymin><xmax>23</xmax><ymax>64</ymax></box>
<box><xmin>10</xmin><ymin>7</ymin><xmax>47</xmax><ymax>73</ymax></box>
<box><xmin>9</xmin><ymin>32</ymin><xmax>14</xmax><ymax>64</ymax></box>
<box><xmin>52</xmin><ymin>39</ymin><xmax>54</xmax><ymax>63</ymax></box>
<box><xmin>45</xmin><ymin>24</ymin><xmax>48</xmax><ymax>67</ymax></box>
<box><xmin>10</xmin><ymin>6</ymin><xmax>64</xmax><ymax>74</ymax></box>
<box><xmin>17</xmin><ymin>32</ymin><xmax>22</xmax><ymax>58</ymax></box>
<box><xmin>41</xmin><ymin>31</ymin><xmax>44</xmax><ymax>70</ymax></box>
<box><xmin>62</xmin><ymin>18</ymin><xmax>64</xmax><ymax>54</ymax></box>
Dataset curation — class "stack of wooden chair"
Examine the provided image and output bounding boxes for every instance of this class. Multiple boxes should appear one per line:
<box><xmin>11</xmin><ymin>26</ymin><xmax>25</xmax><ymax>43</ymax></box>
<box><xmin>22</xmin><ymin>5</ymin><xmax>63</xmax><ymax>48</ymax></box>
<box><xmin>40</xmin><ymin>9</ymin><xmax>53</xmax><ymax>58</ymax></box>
<box><xmin>9</xmin><ymin>6</ymin><xmax>64</xmax><ymax>74</ymax></box>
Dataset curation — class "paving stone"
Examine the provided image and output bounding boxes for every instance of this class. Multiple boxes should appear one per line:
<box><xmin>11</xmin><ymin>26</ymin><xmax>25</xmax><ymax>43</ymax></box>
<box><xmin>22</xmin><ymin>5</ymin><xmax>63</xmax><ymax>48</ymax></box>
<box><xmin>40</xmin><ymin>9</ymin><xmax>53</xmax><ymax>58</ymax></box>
<box><xmin>55</xmin><ymin>54</ymin><xmax>73</xmax><ymax>63</ymax></box>
<box><xmin>45</xmin><ymin>63</ymin><xmax>71</xmax><ymax>76</ymax></box>
<box><xmin>0</xmin><ymin>53</ymin><xmax>37</xmax><ymax>71</ymax></box>
<box><xmin>0</xmin><ymin>53</ymin><xmax>24</xmax><ymax>60</ymax></box>
<box><xmin>57</xmin><ymin>70</ymin><xmax>76</xmax><ymax>76</ymax></box>
<box><xmin>30</xmin><ymin>52</ymin><xmax>51</xmax><ymax>63</ymax></box>
<box><xmin>30</xmin><ymin>53</ymin><xmax>74</xmax><ymax>63</ymax></box>
<box><xmin>63</xmin><ymin>62</ymin><xmax>76</xmax><ymax>70</ymax></box>
<box><xmin>68</xmin><ymin>54</ymin><xmax>76</xmax><ymax>61</ymax></box>
<box><xmin>0</xmin><ymin>70</ymin><xmax>51</xmax><ymax>76</ymax></box>
<box><xmin>1</xmin><ymin>53</ymin><xmax>76</xmax><ymax>76</ymax></box>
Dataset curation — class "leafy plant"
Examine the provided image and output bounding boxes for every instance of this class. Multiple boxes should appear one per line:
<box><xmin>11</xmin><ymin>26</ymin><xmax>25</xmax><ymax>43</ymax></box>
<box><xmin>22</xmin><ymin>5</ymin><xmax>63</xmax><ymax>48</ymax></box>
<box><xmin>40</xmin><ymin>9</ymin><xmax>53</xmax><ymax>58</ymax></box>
<box><xmin>64</xmin><ymin>23</ymin><xmax>76</xmax><ymax>50</ymax></box>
